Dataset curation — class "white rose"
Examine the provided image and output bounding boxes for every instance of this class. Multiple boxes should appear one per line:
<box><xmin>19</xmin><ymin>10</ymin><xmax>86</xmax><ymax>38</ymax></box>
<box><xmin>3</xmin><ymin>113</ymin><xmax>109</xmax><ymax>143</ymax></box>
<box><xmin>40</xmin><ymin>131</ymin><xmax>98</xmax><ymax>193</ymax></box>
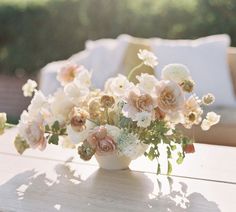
<box><xmin>22</xmin><ymin>79</ymin><xmax>37</xmax><ymax>97</ymax></box>
<box><xmin>136</xmin><ymin>73</ymin><xmax>158</xmax><ymax>94</ymax></box>
<box><xmin>161</xmin><ymin>64</ymin><xmax>190</xmax><ymax>84</ymax></box>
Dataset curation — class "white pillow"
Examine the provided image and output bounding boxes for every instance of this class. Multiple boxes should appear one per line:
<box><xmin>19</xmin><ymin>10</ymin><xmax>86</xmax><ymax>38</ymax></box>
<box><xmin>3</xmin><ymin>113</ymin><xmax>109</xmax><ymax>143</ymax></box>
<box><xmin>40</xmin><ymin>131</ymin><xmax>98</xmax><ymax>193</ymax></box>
<box><xmin>151</xmin><ymin>34</ymin><xmax>236</xmax><ymax>107</ymax></box>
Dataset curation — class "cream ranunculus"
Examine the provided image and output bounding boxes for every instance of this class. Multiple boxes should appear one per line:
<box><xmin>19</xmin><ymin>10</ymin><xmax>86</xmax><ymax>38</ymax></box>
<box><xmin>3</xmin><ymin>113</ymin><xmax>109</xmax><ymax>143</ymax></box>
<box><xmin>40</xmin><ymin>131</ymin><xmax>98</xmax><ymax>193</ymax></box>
<box><xmin>161</xmin><ymin>64</ymin><xmax>190</xmax><ymax>84</ymax></box>
<box><xmin>136</xmin><ymin>73</ymin><xmax>158</xmax><ymax>94</ymax></box>
<box><xmin>0</xmin><ymin>113</ymin><xmax>7</xmax><ymax>135</ymax></box>
<box><xmin>156</xmin><ymin>80</ymin><xmax>185</xmax><ymax>113</ymax></box>
<box><xmin>137</xmin><ymin>49</ymin><xmax>158</xmax><ymax>68</ymax></box>
<box><xmin>22</xmin><ymin>79</ymin><xmax>37</xmax><ymax>97</ymax></box>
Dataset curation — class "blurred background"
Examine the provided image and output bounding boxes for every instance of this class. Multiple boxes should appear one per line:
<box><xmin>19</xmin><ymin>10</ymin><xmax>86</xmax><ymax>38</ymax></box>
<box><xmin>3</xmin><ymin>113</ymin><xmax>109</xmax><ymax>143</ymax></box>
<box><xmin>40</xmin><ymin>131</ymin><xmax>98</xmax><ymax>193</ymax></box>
<box><xmin>0</xmin><ymin>0</ymin><xmax>236</xmax><ymax>122</ymax></box>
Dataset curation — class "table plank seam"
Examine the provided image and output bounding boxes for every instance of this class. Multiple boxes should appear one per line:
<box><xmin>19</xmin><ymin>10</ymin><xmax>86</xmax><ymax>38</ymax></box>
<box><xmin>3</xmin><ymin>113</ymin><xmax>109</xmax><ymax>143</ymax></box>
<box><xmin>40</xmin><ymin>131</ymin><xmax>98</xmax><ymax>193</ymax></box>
<box><xmin>1</xmin><ymin>151</ymin><xmax>236</xmax><ymax>186</ymax></box>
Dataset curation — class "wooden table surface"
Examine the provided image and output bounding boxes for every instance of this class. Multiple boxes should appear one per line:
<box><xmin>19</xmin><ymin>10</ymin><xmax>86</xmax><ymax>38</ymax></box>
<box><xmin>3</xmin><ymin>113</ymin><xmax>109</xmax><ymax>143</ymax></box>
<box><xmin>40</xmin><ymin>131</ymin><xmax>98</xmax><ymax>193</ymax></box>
<box><xmin>0</xmin><ymin>129</ymin><xmax>236</xmax><ymax>212</ymax></box>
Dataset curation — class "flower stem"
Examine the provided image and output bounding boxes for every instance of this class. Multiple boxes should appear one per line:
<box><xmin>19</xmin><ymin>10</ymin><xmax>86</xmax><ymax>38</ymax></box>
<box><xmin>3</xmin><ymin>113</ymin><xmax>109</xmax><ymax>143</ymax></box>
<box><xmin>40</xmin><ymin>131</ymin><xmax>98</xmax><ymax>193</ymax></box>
<box><xmin>127</xmin><ymin>62</ymin><xmax>144</xmax><ymax>81</ymax></box>
<box><xmin>104</xmin><ymin>108</ymin><xmax>109</xmax><ymax>124</ymax></box>
<box><xmin>5</xmin><ymin>123</ymin><xmax>16</xmax><ymax>129</ymax></box>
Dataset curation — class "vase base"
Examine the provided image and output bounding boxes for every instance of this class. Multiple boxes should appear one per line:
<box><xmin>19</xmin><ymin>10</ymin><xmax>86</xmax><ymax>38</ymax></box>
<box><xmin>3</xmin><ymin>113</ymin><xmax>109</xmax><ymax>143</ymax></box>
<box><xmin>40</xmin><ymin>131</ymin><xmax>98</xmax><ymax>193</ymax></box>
<box><xmin>95</xmin><ymin>154</ymin><xmax>131</xmax><ymax>170</ymax></box>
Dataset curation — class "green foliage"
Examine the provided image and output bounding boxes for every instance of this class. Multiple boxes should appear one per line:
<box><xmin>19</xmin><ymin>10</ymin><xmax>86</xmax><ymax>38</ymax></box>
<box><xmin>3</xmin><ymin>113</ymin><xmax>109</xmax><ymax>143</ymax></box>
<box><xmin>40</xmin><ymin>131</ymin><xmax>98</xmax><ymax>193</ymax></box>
<box><xmin>45</xmin><ymin>120</ymin><xmax>67</xmax><ymax>145</ymax></box>
<box><xmin>14</xmin><ymin>134</ymin><xmax>29</xmax><ymax>154</ymax></box>
<box><xmin>0</xmin><ymin>0</ymin><xmax>236</xmax><ymax>75</ymax></box>
<box><xmin>138</xmin><ymin>120</ymin><xmax>192</xmax><ymax>175</ymax></box>
<box><xmin>48</xmin><ymin>134</ymin><xmax>59</xmax><ymax>145</ymax></box>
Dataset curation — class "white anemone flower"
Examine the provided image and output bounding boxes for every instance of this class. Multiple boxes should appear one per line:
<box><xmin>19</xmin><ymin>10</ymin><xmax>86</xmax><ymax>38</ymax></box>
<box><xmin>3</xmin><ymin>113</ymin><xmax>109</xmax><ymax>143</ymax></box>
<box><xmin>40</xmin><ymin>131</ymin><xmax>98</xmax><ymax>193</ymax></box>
<box><xmin>137</xmin><ymin>49</ymin><xmax>158</xmax><ymax>68</ymax></box>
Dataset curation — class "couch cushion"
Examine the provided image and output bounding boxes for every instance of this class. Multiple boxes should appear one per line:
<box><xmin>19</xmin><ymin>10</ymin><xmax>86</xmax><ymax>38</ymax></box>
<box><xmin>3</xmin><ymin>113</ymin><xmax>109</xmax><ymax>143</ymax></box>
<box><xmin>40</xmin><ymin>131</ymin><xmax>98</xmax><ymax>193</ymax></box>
<box><xmin>228</xmin><ymin>47</ymin><xmax>236</xmax><ymax>96</ymax></box>
<box><xmin>151</xmin><ymin>34</ymin><xmax>236</xmax><ymax>107</ymax></box>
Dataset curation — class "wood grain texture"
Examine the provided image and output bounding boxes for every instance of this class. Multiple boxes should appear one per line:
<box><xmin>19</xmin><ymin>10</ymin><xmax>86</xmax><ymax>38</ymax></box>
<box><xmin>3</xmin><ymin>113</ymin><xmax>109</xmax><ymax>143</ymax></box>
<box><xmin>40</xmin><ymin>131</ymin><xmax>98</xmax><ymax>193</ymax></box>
<box><xmin>1</xmin><ymin>129</ymin><xmax>236</xmax><ymax>211</ymax></box>
<box><xmin>0</xmin><ymin>154</ymin><xmax>235</xmax><ymax>212</ymax></box>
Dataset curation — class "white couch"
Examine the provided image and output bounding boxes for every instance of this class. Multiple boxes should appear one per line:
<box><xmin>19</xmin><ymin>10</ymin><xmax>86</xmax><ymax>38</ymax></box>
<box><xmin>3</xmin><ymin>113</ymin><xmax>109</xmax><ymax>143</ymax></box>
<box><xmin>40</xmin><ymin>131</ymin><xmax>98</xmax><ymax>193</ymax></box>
<box><xmin>39</xmin><ymin>34</ymin><xmax>236</xmax><ymax>146</ymax></box>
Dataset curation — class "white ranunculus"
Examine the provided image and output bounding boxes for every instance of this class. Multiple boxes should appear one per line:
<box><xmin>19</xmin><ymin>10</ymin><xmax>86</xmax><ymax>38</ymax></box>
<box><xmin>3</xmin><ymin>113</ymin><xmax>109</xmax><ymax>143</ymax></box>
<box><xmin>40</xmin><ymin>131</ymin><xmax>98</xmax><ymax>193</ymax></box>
<box><xmin>22</xmin><ymin>79</ymin><xmax>37</xmax><ymax>97</ymax></box>
<box><xmin>74</xmin><ymin>67</ymin><xmax>92</xmax><ymax>88</ymax></box>
<box><xmin>50</xmin><ymin>89</ymin><xmax>74</xmax><ymax>123</ymax></box>
<box><xmin>108</xmin><ymin>74</ymin><xmax>134</xmax><ymax>97</ymax></box>
<box><xmin>136</xmin><ymin>73</ymin><xmax>158</xmax><ymax>94</ymax></box>
<box><xmin>64</xmin><ymin>80</ymin><xmax>89</xmax><ymax>106</ymax></box>
<box><xmin>135</xmin><ymin>111</ymin><xmax>152</xmax><ymax>128</ymax></box>
<box><xmin>161</xmin><ymin>64</ymin><xmax>190</xmax><ymax>84</ymax></box>
<box><xmin>137</xmin><ymin>49</ymin><xmax>158</xmax><ymax>68</ymax></box>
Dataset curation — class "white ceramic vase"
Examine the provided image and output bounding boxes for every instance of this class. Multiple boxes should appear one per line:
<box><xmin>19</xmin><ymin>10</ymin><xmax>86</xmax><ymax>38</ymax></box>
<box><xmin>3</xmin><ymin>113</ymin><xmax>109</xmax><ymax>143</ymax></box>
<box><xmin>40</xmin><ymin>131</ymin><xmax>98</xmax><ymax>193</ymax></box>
<box><xmin>95</xmin><ymin>153</ymin><xmax>132</xmax><ymax>170</ymax></box>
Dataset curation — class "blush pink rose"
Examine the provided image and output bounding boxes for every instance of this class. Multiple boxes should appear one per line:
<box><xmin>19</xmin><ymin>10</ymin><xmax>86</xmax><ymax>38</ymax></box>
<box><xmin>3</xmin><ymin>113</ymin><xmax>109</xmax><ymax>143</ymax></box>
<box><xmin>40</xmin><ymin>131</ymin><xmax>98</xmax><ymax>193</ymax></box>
<box><xmin>96</xmin><ymin>136</ymin><xmax>116</xmax><ymax>156</ymax></box>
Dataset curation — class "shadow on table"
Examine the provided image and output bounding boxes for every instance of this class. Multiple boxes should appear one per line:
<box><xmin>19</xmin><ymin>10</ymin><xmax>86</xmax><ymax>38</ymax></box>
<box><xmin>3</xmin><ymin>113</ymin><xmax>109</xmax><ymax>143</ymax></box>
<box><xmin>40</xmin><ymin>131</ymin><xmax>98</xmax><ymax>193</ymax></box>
<box><xmin>0</xmin><ymin>161</ymin><xmax>220</xmax><ymax>212</ymax></box>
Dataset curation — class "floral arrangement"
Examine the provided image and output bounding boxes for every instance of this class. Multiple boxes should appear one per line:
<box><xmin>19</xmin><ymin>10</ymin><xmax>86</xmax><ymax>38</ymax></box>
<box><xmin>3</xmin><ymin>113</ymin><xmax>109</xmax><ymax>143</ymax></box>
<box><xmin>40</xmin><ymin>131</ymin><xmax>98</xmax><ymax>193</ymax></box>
<box><xmin>0</xmin><ymin>49</ymin><xmax>220</xmax><ymax>174</ymax></box>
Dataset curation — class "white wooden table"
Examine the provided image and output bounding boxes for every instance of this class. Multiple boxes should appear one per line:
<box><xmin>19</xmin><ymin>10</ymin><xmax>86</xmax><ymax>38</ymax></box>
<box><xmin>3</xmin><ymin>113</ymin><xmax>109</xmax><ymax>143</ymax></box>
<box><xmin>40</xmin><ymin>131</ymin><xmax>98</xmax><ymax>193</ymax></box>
<box><xmin>0</xmin><ymin>129</ymin><xmax>236</xmax><ymax>212</ymax></box>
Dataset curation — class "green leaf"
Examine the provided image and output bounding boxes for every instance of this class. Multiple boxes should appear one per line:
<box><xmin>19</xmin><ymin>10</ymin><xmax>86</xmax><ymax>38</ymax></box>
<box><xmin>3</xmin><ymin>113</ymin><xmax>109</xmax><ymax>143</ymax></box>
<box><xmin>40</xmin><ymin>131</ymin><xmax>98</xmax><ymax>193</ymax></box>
<box><xmin>14</xmin><ymin>135</ymin><xmax>29</xmax><ymax>155</ymax></box>
<box><xmin>148</xmin><ymin>147</ymin><xmax>155</xmax><ymax>161</ymax></box>
<box><xmin>176</xmin><ymin>156</ymin><xmax>184</xmax><ymax>164</ymax></box>
<box><xmin>48</xmin><ymin>134</ymin><xmax>59</xmax><ymax>145</ymax></box>
<box><xmin>45</xmin><ymin>124</ymin><xmax>50</xmax><ymax>132</ymax></box>
<box><xmin>52</xmin><ymin>121</ymin><xmax>60</xmax><ymax>132</ymax></box>
<box><xmin>60</xmin><ymin>128</ymin><xmax>67</xmax><ymax>135</ymax></box>
<box><xmin>170</xmin><ymin>145</ymin><xmax>177</xmax><ymax>151</ymax></box>
<box><xmin>167</xmin><ymin>146</ymin><xmax>172</xmax><ymax>159</ymax></box>
<box><xmin>167</xmin><ymin>161</ymin><xmax>172</xmax><ymax>175</ymax></box>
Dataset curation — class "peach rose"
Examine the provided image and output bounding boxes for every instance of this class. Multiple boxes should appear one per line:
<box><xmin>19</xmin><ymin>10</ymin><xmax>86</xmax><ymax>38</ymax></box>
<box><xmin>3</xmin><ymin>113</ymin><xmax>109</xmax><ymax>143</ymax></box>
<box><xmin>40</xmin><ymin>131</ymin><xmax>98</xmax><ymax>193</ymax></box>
<box><xmin>123</xmin><ymin>89</ymin><xmax>156</xmax><ymax>120</ymax></box>
<box><xmin>156</xmin><ymin>81</ymin><xmax>184</xmax><ymax>113</ymax></box>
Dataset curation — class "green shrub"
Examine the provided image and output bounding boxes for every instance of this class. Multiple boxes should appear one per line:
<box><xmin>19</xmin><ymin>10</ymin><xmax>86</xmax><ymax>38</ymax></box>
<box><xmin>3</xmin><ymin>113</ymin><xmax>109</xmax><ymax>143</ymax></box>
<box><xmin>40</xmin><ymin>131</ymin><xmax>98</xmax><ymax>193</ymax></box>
<box><xmin>0</xmin><ymin>0</ymin><xmax>236</xmax><ymax>75</ymax></box>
